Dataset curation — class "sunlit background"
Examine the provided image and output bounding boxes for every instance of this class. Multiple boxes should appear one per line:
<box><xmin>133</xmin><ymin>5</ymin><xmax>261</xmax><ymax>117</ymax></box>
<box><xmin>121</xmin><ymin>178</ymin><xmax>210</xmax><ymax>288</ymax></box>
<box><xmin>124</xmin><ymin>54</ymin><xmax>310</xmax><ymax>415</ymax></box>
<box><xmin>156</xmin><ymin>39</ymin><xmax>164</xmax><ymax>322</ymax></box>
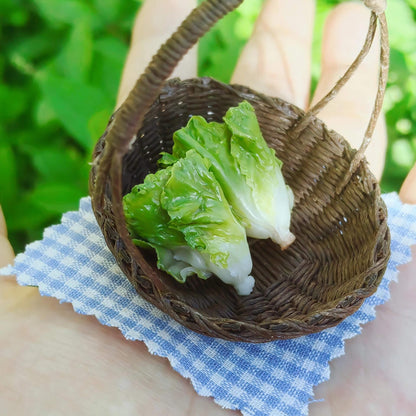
<box><xmin>1</xmin><ymin>0</ymin><xmax>415</xmax><ymax>252</ymax></box>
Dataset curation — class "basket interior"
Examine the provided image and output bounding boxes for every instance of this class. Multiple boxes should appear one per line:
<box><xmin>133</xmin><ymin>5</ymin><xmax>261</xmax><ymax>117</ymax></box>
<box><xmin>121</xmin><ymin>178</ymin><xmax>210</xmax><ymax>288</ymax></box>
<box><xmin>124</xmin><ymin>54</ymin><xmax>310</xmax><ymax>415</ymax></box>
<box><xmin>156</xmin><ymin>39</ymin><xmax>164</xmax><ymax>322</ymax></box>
<box><xmin>112</xmin><ymin>78</ymin><xmax>388</xmax><ymax>328</ymax></box>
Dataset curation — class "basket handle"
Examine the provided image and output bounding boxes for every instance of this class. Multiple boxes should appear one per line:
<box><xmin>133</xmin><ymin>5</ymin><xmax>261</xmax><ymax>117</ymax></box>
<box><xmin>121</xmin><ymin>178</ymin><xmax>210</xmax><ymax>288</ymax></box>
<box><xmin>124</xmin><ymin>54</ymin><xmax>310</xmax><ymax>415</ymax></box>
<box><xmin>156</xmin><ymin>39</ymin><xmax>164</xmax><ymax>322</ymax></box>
<box><xmin>290</xmin><ymin>1</ymin><xmax>389</xmax><ymax>192</ymax></box>
<box><xmin>92</xmin><ymin>0</ymin><xmax>244</xmax><ymax>283</ymax></box>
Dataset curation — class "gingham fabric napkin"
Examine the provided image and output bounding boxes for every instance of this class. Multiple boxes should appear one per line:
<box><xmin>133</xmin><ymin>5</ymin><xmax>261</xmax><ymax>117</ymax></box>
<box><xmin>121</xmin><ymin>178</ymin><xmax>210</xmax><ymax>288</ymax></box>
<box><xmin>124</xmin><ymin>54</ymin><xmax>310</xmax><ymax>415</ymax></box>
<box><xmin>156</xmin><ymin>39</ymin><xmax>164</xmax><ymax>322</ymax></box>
<box><xmin>1</xmin><ymin>193</ymin><xmax>416</xmax><ymax>416</ymax></box>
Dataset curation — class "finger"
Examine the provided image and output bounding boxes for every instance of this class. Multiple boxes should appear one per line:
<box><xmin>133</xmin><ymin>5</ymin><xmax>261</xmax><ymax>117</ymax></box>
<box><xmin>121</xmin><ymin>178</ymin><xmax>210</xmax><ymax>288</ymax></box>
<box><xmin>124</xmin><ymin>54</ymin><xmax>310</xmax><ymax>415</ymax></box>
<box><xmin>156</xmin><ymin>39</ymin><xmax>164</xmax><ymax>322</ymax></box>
<box><xmin>310</xmin><ymin>3</ymin><xmax>387</xmax><ymax>180</ymax></box>
<box><xmin>0</xmin><ymin>206</ymin><xmax>14</xmax><ymax>268</ymax></box>
<box><xmin>117</xmin><ymin>0</ymin><xmax>198</xmax><ymax>107</ymax></box>
<box><xmin>231</xmin><ymin>0</ymin><xmax>315</xmax><ymax>109</ymax></box>
<box><xmin>399</xmin><ymin>164</ymin><xmax>416</xmax><ymax>204</ymax></box>
<box><xmin>0</xmin><ymin>205</ymin><xmax>32</xmax><ymax>309</ymax></box>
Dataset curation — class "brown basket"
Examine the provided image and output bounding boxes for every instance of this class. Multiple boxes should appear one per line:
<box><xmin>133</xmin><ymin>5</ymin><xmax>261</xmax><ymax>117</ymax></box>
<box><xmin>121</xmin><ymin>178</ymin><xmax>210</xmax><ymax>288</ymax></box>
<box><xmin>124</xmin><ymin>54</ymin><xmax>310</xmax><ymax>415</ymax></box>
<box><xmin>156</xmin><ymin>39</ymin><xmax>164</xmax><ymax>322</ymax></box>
<box><xmin>89</xmin><ymin>0</ymin><xmax>391</xmax><ymax>342</ymax></box>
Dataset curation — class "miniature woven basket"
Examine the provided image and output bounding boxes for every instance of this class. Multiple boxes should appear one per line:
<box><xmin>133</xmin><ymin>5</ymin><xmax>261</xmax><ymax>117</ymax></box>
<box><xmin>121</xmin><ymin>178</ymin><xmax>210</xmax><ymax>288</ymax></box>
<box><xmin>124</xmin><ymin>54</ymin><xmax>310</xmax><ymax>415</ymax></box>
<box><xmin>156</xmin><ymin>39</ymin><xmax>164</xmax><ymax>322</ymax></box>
<box><xmin>89</xmin><ymin>0</ymin><xmax>390</xmax><ymax>342</ymax></box>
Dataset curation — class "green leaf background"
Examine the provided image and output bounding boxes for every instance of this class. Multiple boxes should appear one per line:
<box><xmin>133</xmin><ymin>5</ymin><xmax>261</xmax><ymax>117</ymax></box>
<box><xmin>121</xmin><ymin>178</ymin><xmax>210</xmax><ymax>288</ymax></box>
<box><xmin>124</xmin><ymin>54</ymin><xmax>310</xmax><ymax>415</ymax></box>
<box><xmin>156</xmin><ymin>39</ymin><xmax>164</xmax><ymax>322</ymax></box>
<box><xmin>1</xmin><ymin>0</ymin><xmax>415</xmax><ymax>253</ymax></box>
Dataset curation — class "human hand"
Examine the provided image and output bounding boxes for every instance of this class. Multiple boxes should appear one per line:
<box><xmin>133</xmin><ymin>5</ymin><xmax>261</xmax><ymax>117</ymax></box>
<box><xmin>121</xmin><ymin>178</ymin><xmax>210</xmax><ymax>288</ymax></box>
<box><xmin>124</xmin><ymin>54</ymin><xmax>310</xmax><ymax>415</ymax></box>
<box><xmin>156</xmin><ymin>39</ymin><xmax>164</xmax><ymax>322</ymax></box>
<box><xmin>233</xmin><ymin>2</ymin><xmax>416</xmax><ymax>414</ymax></box>
<box><xmin>0</xmin><ymin>3</ymin><xmax>234</xmax><ymax>415</ymax></box>
<box><xmin>1</xmin><ymin>1</ymin><xmax>415</xmax><ymax>415</ymax></box>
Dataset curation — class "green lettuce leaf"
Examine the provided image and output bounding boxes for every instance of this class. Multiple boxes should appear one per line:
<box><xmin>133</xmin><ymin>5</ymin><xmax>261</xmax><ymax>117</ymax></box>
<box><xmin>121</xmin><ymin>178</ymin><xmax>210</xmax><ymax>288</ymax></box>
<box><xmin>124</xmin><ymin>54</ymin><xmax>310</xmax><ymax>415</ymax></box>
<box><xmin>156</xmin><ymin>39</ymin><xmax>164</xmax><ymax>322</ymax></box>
<box><xmin>123</xmin><ymin>167</ymin><xmax>185</xmax><ymax>249</ymax></box>
<box><xmin>166</xmin><ymin>100</ymin><xmax>295</xmax><ymax>248</ymax></box>
<box><xmin>123</xmin><ymin>150</ymin><xmax>254</xmax><ymax>295</ymax></box>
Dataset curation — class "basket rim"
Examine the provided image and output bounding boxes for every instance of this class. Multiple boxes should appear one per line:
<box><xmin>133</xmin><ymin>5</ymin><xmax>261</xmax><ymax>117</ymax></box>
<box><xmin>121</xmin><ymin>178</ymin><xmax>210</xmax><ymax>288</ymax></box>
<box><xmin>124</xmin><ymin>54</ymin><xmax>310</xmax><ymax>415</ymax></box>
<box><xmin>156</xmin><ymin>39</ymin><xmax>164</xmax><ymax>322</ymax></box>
<box><xmin>90</xmin><ymin>77</ymin><xmax>391</xmax><ymax>342</ymax></box>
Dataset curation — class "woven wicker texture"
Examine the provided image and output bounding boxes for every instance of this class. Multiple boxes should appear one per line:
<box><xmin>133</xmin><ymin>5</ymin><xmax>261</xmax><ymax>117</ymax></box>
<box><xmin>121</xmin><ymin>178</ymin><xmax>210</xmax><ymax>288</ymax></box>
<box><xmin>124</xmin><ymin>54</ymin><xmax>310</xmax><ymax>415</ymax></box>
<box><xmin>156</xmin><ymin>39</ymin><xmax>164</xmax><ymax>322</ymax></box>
<box><xmin>90</xmin><ymin>77</ymin><xmax>390</xmax><ymax>342</ymax></box>
<box><xmin>89</xmin><ymin>0</ymin><xmax>390</xmax><ymax>342</ymax></box>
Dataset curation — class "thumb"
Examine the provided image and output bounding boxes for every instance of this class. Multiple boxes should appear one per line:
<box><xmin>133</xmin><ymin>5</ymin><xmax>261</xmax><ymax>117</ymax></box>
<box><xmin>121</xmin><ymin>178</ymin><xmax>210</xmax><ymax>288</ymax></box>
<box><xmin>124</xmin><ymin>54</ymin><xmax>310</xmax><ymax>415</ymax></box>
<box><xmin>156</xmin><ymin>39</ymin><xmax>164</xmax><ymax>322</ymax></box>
<box><xmin>399</xmin><ymin>164</ymin><xmax>416</xmax><ymax>204</ymax></box>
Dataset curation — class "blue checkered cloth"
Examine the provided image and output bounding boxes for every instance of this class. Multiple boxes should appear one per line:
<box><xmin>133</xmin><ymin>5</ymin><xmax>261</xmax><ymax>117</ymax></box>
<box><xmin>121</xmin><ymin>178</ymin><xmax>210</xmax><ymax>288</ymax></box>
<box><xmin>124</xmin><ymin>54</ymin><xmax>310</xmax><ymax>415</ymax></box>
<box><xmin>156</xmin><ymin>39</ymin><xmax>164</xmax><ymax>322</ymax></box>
<box><xmin>1</xmin><ymin>193</ymin><xmax>416</xmax><ymax>415</ymax></box>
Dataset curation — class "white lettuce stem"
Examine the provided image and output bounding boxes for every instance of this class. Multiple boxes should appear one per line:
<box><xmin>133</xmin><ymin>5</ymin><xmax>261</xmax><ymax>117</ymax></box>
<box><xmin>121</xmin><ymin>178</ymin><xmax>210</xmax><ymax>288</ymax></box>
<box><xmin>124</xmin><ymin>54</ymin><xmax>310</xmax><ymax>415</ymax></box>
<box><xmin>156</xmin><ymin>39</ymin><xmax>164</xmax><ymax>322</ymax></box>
<box><xmin>172</xmin><ymin>241</ymin><xmax>254</xmax><ymax>296</ymax></box>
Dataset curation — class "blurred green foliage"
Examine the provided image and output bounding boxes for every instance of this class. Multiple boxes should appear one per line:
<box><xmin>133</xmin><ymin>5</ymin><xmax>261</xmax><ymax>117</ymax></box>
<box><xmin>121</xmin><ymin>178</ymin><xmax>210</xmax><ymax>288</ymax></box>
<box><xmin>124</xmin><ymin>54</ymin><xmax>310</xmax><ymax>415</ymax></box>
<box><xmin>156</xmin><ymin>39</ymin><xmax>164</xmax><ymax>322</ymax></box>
<box><xmin>1</xmin><ymin>0</ymin><xmax>141</xmax><ymax>250</ymax></box>
<box><xmin>1</xmin><ymin>0</ymin><xmax>415</xmax><ymax>253</ymax></box>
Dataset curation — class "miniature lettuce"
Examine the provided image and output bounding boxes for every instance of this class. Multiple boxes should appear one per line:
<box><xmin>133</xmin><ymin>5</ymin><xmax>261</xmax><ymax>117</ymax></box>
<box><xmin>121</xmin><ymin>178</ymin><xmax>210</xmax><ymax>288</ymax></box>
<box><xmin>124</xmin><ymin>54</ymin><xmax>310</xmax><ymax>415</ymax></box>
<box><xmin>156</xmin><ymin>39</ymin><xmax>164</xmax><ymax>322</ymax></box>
<box><xmin>123</xmin><ymin>150</ymin><xmax>255</xmax><ymax>295</ymax></box>
<box><xmin>159</xmin><ymin>100</ymin><xmax>295</xmax><ymax>248</ymax></box>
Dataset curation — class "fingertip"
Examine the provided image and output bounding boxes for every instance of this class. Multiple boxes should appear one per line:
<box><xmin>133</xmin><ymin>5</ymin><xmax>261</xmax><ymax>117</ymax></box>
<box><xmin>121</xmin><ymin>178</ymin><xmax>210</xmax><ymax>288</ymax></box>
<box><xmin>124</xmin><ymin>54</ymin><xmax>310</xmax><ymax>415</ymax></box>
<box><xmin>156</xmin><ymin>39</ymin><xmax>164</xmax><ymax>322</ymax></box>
<box><xmin>319</xmin><ymin>2</ymin><xmax>375</xmax><ymax>72</ymax></box>
<box><xmin>0</xmin><ymin>205</ymin><xmax>8</xmax><ymax>238</ymax></box>
<box><xmin>0</xmin><ymin>236</ymin><xmax>15</xmax><ymax>268</ymax></box>
<box><xmin>311</xmin><ymin>1</ymin><xmax>386</xmax><ymax>179</ymax></box>
<box><xmin>0</xmin><ymin>206</ymin><xmax>15</xmax><ymax>267</ymax></box>
<box><xmin>232</xmin><ymin>0</ymin><xmax>315</xmax><ymax>108</ymax></box>
<box><xmin>312</xmin><ymin>1</ymin><xmax>379</xmax><ymax>109</ymax></box>
<box><xmin>117</xmin><ymin>0</ymin><xmax>198</xmax><ymax>107</ymax></box>
<box><xmin>399</xmin><ymin>164</ymin><xmax>416</xmax><ymax>205</ymax></box>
